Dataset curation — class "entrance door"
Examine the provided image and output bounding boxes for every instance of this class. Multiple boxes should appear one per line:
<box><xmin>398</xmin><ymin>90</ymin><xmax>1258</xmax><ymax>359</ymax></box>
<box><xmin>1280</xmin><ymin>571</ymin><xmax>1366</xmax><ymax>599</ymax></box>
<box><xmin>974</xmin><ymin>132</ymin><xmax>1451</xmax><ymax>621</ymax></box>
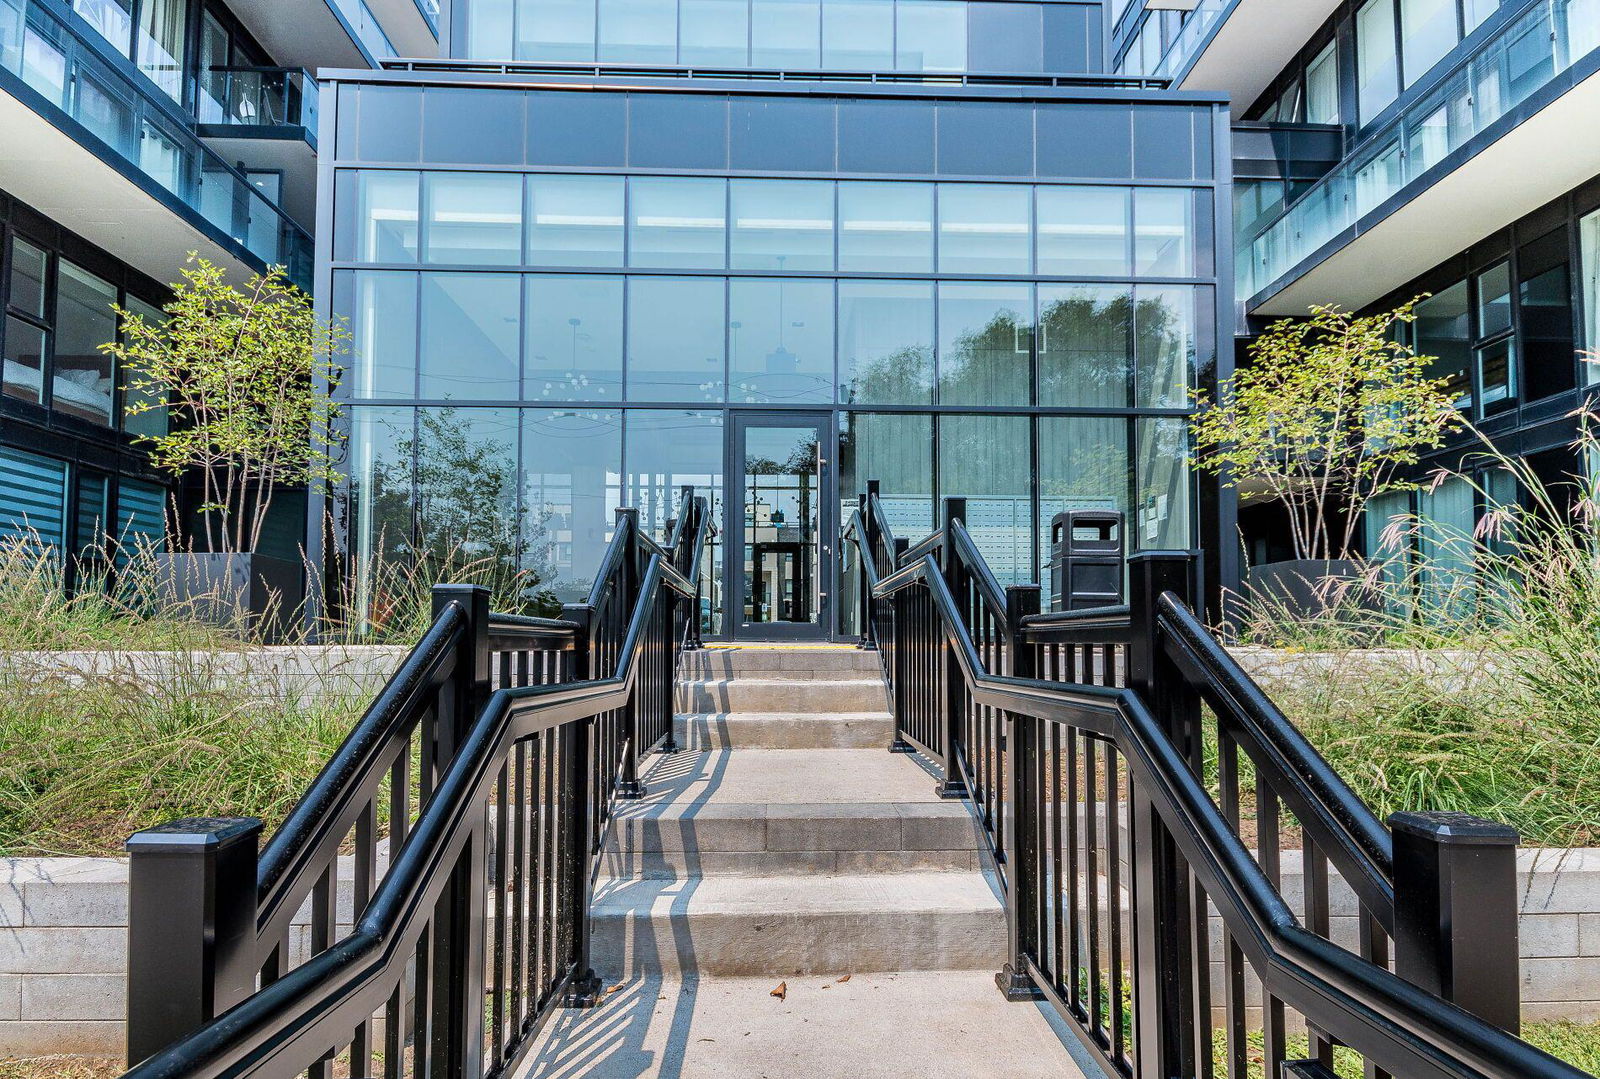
<box><xmin>730</xmin><ymin>412</ymin><xmax>833</xmax><ymax>640</ymax></box>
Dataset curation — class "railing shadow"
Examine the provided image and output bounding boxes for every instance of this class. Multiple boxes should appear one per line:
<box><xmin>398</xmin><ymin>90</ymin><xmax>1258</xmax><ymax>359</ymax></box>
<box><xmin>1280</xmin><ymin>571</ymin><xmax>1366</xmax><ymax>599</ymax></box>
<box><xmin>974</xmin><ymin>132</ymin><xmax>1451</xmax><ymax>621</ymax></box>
<box><xmin>520</xmin><ymin>721</ymin><xmax>735</xmax><ymax>1078</ymax></box>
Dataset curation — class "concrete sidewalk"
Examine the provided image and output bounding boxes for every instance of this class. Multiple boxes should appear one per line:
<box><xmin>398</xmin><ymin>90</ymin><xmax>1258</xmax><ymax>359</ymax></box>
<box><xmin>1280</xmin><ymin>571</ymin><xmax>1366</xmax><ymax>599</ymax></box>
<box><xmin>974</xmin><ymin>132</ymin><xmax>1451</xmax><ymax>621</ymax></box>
<box><xmin>516</xmin><ymin>971</ymin><xmax>1090</xmax><ymax>1079</ymax></box>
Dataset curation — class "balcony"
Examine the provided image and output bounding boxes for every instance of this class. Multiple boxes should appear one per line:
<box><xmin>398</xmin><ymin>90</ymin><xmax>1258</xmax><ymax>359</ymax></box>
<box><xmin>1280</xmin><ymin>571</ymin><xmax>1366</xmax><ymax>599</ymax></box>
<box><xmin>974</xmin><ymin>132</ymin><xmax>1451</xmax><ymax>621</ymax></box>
<box><xmin>224</xmin><ymin>0</ymin><xmax>437</xmax><ymax>72</ymax></box>
<box><xmin>197</xmin><ymin>67</ymin><xmax>318</xmax><ymax>231</ymax></box>
<box><xmin>1122</xmin><ymin>0</ymin><xmax>1340</xmax><ymax>108</ymax></box>
<box><xmin>1240</xmin><ymin>0</ymin><xmax>1600</xmax><ymax>315</ymax></box>
<box><xmin>0</xmin><ymin>0</ymin><xmax>312</xmax><ymax>289</ymax></box>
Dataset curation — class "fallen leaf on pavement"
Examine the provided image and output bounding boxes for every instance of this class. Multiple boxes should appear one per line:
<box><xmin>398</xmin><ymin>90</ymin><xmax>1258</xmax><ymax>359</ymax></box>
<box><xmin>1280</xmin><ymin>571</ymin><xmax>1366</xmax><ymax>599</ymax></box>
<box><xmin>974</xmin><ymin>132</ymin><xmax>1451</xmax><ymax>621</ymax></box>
<box><xmin>771</xmin><ymin>981</ymin><xmax>787</xmax><ymax>1000</ymax></box>
<box><xmin>837</xmin><ymin>974</ymin><xmax>851</xmax><ymax>983</ymax></box>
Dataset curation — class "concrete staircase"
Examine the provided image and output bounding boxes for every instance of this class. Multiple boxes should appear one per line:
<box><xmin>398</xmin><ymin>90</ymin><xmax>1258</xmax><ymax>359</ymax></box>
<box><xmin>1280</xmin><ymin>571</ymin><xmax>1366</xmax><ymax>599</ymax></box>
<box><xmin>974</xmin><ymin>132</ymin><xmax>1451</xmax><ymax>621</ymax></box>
<box><xmin>522</xmin><ymin>645</ymin><xmax>1085</xmax><ymax>1078</ymax></box>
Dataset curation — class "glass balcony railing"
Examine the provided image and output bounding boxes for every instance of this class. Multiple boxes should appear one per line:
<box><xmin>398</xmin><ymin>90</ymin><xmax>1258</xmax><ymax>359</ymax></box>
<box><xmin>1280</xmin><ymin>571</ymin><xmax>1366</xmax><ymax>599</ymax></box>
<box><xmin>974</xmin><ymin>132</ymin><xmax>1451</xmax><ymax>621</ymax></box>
<box><xmin>1240</xmin><ymin>0</ymin><xmax>1600</xmax><ymax>301</ymax></box>
<box><xmin>330</xmin><ymin>0</ymin><xmax>397</xmax><ymax>59</ymax></box>
<box><xmin>0</xmin><ymin>0</ymin><xmax>312</xmax><ymax>289</ymax></box>
<box><xmin>1116</xmin><ymin>0</ymin><xmax>1228</xmax><ymax>78</ymax></box>
<box><xmin>197</xmin><ymin>66</ymin><xmax>318</xmax><ymax>133</ymax></box>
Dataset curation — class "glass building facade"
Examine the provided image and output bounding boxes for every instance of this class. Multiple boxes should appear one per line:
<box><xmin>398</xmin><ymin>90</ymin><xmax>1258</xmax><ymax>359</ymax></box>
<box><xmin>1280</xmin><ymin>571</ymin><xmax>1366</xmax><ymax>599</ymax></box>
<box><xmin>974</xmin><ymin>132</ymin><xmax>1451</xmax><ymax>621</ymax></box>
<box><xmin>318</xmin><ymin>59</ymin><xmax>1231</xmax><ymax>637</ymax></box>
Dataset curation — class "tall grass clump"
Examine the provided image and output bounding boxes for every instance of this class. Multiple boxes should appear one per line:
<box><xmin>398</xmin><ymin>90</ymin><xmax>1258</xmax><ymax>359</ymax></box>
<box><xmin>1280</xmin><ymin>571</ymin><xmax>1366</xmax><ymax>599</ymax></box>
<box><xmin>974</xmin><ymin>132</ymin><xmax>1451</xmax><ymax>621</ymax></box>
<box><xmin>1233</xmin><ymin>397</ymin><xmax>1600</xmax><ymax>847</ymax></box>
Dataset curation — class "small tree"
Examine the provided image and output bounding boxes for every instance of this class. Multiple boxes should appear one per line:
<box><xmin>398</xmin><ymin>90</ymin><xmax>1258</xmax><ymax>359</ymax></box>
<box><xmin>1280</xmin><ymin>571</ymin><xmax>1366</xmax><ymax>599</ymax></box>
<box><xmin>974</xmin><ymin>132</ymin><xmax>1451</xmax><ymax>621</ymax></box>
<box><xmin>1190</xmin><ymin>301</ymin><xmax>1462</xmax><ymax>564</ymax></box>
<box><xmin>105</xmin><ymin>256</ymin><xmax>346</xmax><ymax>554</ymax></box>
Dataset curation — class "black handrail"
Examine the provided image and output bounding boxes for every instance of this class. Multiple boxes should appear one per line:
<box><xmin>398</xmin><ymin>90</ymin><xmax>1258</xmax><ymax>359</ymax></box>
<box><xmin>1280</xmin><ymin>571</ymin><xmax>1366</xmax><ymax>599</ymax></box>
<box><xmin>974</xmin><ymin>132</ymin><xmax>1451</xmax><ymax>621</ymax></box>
<box><xmin>123</xmin><ymin>491</ymin><xmax>714</xmax><ymax>1079</ymax></box>
<box><xmin>853</xmin><ymin>483</ymin><xmax>1586</xmax><ymax>1079</ymax></box>
<box><xmin>122</xmin><ymin>558</ymin><xmax>691</xmax><ymax>1079</ymax></box>
<box><xmin>892</xmin><ymin>541</ymin><xmax>1588</xmax><ymax>1079</ymax></box>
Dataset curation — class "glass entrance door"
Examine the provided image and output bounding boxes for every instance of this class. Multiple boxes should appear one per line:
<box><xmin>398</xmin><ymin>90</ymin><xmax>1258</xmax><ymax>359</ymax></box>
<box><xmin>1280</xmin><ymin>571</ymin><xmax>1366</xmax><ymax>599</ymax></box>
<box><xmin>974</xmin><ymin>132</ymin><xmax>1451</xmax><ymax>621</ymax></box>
<box><xmin>730</xmin><ymin>412</ymin><xmax>833</xmax><ymax>639</ymax></box>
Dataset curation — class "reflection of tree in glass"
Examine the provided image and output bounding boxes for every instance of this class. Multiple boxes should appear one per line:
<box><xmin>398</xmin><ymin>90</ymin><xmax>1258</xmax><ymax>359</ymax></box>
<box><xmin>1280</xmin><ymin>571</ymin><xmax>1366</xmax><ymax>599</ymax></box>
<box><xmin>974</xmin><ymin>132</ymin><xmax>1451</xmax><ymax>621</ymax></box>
<box><xmin>1039</xmin><ymin>290</ymin><xmax>1132</xmax><ymax>406</ymax></box>
<box><xmin>363</xmin><ymin>407</ymin><xmax>557</xmax><ymax>618</ymax></box>
<box><xmin>843</xmin><ymin>345</ymin><xmax>932</xmax><ymax>404</ymax></box>
<box><xmin>941</xmin><ymin>306</ymin><xmax>1028</xmax><ymax>402</ymax></box>
<box><xmin>745</xmin><ymin>439</ymin><xmax>819</xmax><ymax>477</ymax></box>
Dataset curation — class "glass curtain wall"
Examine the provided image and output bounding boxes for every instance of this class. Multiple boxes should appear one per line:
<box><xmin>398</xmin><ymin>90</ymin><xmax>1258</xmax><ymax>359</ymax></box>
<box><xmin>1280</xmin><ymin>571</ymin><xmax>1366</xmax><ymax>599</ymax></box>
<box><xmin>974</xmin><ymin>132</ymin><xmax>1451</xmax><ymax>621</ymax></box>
<box><xmin>327</xmin><ymin>85</ymin><xmax>1220</xmax><ymax>634</ymax></box>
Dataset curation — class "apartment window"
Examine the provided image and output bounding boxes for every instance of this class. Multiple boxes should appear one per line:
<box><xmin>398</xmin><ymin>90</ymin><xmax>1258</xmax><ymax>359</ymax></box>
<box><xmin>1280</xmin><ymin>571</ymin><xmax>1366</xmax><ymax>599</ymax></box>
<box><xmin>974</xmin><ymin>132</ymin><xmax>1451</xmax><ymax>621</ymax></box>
<box><xmin>1402</xmin><ymin>0</ymin><xmax>1458</xmax><ymax>86</ymax></box>
<box><xmin>597</xmin><ymin>0</ymin><xmax>676</xmax><ymax>63</ymax></box>
<box><xmin>626</xmin><ymin>277</ymin><xmax>727</xmax><ymax>401</ymax></box>
<box><xmin>729</xmin><ymin>180</ymin><xmax>835</xmax><ymax>271</ymax></box>
<box><xmin>1581</xmin><ymin>208</ymin><xmax>1600</xmax><ymax>385</ymax></box>
<box><xmin>681</xmin><ymin>0</ymin><xmax>749</xmax><ymax>65</ymax></box>
<box><xmin>419</xmin><ymin>273</ymin><xmax>521</xmax><ymax>400</ymax></box>
<box><xmin>4</xmin><ymin>239</ymin><xmax>49</xmax><ymax>405</ymax></box>
<box><xmin>74</xmin><ymin>0</ymin><xmax>134</xmax><ymax>56</ymax></box>
<box><xmin>896</xmin><ymin>0</ymin><xmax>965</xmax><ymax>72</ymax></box>
<box><xmin>1036</xmin><ymin>187</ymin><xmax>1131</xmax><ymax>277</ymax></box>
<box><xmin>937</xmin><ymin>184</ymin><xmax>1032</xmax><ymax>275</ymax></box>
<box><xmin>1356</xmin><ymin>0</ymin><xmax>1401</xmax><ymax>122</ymax></box>
<box><xmin>937</xmin><ymin>281</ymin><xmax>1031</xmax><ymax>406</ymax></box>
<box><xmin>0</xmin><ymin>446</ymin><xmax>69</xmax><ymax>550</ymax></box>
<box><xmin>1305</xmin><ymin>40</ymin><xmax>1340</xmax><ymax>124</ymax></box>
<box><xmin>837</xmin><ymin>279</ymin><xmax>935</xmax><ymax>404</ymax></box>
<box><xmin>1414</xmin><ymin>280</ymin><xmax>1472</xmax><ymax>407</ymax></box>
<box><xmin>629</xmin><ymin>177</ymin><xmax>727</xmax><ymax>269</ymax></box>
<box><xmin>527</xmin><ymin>175</ymin><xmax>625</xmax><ymax>267</ymax></box>
<box><xmin>822</xmin><ymin>0</ymin><xmax>893</xmax><ymax>69</ymax></box>
<box><xmin>423</xmin><ymin>173</ymin><xmax>523</xmax><ymax>266</ymax></box>
<box><xmin>137</xmin><ymin>0</ymin><xmax>188</xmax><ymax>102</ymax></box>
<box><xmin>121</xmin><ymin>296</ymin><xmax>168</xmax><ymax>437</ymax></box>
<box><xmin>1474</xmin><ymin>260</ymin><xmax>1516</xmax><ymax>414</ymax></box>
<box><xmin>838</xmin><ymin>183</ymin><xmax>935</xmax><ymax>273</ymax></box>
<box><xmin>518</xmin><ymin>0</ymin><xmax>597</xmax><ymax>61</ymax></box>
<box><xmin>752</xmin><ymin>0</ymin><xmax>822</xmax><ymax>68</ymax></box>
<box><xmin>53</xmin><ymin>260</ymin><xmax>118</xmax><ymax>426</ymax></box>
<box><xmin>1517</xmin><ymin>227</ymin><xmax>1575</xmax><ymax>402</ymax></box>
<box><xmin>524</xmin><ymin>275</ymin><xmax>624</xmax><ymax>401</ymax></box>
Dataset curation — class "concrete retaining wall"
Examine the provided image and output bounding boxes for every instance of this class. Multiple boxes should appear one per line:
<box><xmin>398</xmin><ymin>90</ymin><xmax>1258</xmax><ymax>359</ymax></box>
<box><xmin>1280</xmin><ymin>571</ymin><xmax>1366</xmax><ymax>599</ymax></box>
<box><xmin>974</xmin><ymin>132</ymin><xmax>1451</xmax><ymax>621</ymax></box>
<box><xmin>5</xmin><ymin>848</ymin><xmax>1599</xmax><ymax>1057</ymax></box>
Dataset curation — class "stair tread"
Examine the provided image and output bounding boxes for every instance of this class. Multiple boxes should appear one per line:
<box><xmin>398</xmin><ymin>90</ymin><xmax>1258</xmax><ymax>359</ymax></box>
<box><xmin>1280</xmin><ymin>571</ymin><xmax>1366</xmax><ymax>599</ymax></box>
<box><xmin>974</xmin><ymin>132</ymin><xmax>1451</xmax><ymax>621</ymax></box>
<box><xmin>617</xmin><ymin>800</ymin><xmax>970</xmax><ymax>821</ymax></box>
<box><xmin>635</xmin><ymin>748</ymin><xmax>942</xmax><ymax>806</ymax></box>
<box><xmin>591</xmin><ymin>871</ymin><xmax>1001</xmax><ymax>915</ymax></box>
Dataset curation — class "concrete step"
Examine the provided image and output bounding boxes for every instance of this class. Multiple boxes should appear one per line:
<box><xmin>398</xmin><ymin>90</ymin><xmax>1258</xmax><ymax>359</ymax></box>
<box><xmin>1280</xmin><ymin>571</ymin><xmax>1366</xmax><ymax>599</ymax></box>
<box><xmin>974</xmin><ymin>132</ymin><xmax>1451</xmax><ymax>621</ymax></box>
<box><xmin>590</xmin><ymin>872</ymin><xmax>1005</xmax><ymax>976</ymax></box>
<box><xmin>680</xmin><ymin>647</ymin><xmax>882</xmax><ymax>681</ymax></box>
<box><xmin>517</xmin><ymin>971</ymin><xmax>1088</xmax><ymax>1078</ymax></box>
<box><xmin>677</xmin><ymin>678</ymin><xmax>887</xmax><ymax>713</ymax></box>
<box><xmin>603</xmin><ymin>801</ymin><xmax>978</xmax><ymax>877</ymax></box>
<box><xmin>632</xmin><ymin>748</ymin><xmax>940</xmax><ymax>807</ymax></box>
<box><xmin>675</xmin><ymin>711</ymin><xmax>893</xmax><ymax>750</ymax></box>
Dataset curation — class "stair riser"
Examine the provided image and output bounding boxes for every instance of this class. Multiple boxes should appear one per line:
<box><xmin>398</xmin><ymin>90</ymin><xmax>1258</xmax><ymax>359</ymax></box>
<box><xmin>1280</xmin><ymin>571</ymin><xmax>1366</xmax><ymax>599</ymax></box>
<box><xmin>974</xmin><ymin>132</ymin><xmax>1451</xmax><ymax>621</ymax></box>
<box><xmin>680</xmin><ymin>653</ymin><xmax>882</xmax><ymax>680</ymax></box>
<box><xmin>592</xmin><ymin>909</ymin><xmax>1005</xmax><ymax>976</ymax></box>
<box><xmin>676</xmin><ymin>713</ymin><xmax>893</xmax><ymax>750</ymax></box>
<box><xmin>599</xmin><ymin>848</ymin><xmax>979</xmax><ymax>877</ymax></box>
<box><xmin>678</xmin><ymin>681</ymin><xmax>888</xmax><ymax>713</ymax></box>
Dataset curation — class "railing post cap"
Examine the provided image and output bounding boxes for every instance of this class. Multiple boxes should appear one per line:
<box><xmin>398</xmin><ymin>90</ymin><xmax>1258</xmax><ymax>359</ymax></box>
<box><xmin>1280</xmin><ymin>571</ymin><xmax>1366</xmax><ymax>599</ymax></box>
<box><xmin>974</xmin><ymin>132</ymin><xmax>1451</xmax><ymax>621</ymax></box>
<box><xmin>431</xmin><ymin>583</ymin><xmax>491</xmax><ymax>597</ymax></box>
<box><xmin>1389</xmin><ymin>810</ymin><xmax>1519</xmax><ymax>846</ymax></box>
<box><xmin>126</xmin><ymin>817</ymin><xmax>262</xmax><ymax>854</ymax></box>
<box><xmin>1126</xmin><ymin>549</ymin><xmax>1203</xmax><ymax>564</ymax></box>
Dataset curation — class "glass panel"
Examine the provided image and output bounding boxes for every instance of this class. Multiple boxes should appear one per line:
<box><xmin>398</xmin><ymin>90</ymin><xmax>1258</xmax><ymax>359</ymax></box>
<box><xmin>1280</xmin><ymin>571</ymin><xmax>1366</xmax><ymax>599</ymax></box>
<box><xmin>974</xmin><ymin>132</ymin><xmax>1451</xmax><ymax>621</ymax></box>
<box><xmin>522</xmin><ymin>408</ymin><xmax>622</xmax><ymax>600</ymax></box>
<box><xmin>423</xmin><ymin>173</ymin><xmax>522</xmax><ymax>265</ymax></box>
<box><xmin>338</xmin><ymin>270</ymin><xmax>417</xmax><ymax>399</ymax></box>
<box><xmin>1134</xmin><ymin>286</ymin><xmax>1194</xmax><ymax>409</ymax></box>
<box><xmin>1133</xmin><ymin>188</ymin><xmax>1193</xmax><ymax>276</ymax></box>
<box><xmin>526</xmin><ymin>91</ymin><xmax>627</xmax><ymax>165</ymax></box>
<box><xmin>52</xmin><ymin>261</ymin><xmax>116</xmax><ymax>425</ymax></box>
<box><xmin>837</xmin><ymin>279</ymin><xmax>934</xmax><ymax>404</ymax></box>
<box><xmin>353</xmin><ymin>171</ymin><xmax>420</xmax><ymax>263</ymax></box>
<box><xmin>136</xmin><ymin>0</ymin><xmax>185</xmax><ymax>102</ymax></box>
<box><xmin>822</xmin><ymin>0</ymin><xmax>892</xmax><ymax>69</ymax></box>
<box><xmin>74</xmin><ymin>0</ymin><xmax>133</xmax><ymax>55</ymax></box>
<box><xmin>838</xmin><ymin>99</ymin><xmax>934</xmax><ymax>173</ymax></box>
<box><xmin>939</xmin><ymin>413</ymin><xmax>1032</xmax><ymax>584</ymax></box>
<box><xmin>1415</xmin><ymin>280</ymin><xmax>1472</xmax><ymax>406</ymax></box>
<box><xmin>730</xmin><ymin>180</ymin><xmax>835</xmax><ymax>271</ymax></box>
<box><xmin>1476</xmin><ymin>337</ymin><xmax>1515</xmax><ymax>413</ymax></box>
<box><xmin>624</xmin><ymin>408</ymin><xmax>725</xmax><ymax>631</ymax></box>
<box><xmin>527</xmin><ymin>175</ymin><xmax>625</xmax><ymax>267</ymax></box>
<box><xmin>2</xmin><ymin>315</ymin><xmax>46</xmax><ymax>404</ymax></box>
<box><xmin>629</xmin><ymin>94</ymin><xmax>728</xmax><ymax>169</ymax></box>
<box><xmin>838</xmin><ymin>182</ymin><xmax>934</xmax><ymax>273</ymax></box>
<box><xmin>598</xmin><ymin>0</ymin><xmax>677</xmax><ymax>62</ymax></box>
<box><xmin>729</xmin><ymin>277</ymin><xmax>834</xmax><ymax>403</ymax></box>
<box><xmin>345</xmin><ymin>407</ymin><xmax>414</xmax><ymax>630</ymax></box>
<box><xmin>121</xmin><ymin>296</ymin><xmax>167</xmax><ymax>437</ymax></box>
<box><xmin>1418</xmin><ymin>472</ymin><xmax>1475</xmax><ymax>612</ymax></box>
<box><xmin>524</xmin><ymin>274</ymin><xmax>624</xmax><ymax>401</ymax></box>
<box><xmin>518</xmin><ymin>0</ymin><xmax>596</xmax><ymax>60</ymax></box>
<box><xmin>626</xmin><ymin>276</ymin><xmax>726</xmax><ymax>401</ymax></box>
<box><xmin>967</xmin><ymin>2</ymin><xmax>1043</xmax><ymax>73</ymax></box>
<box><xmin>1581</xmin><ymin>208</ymin><xmax>1600</xmax><ymax>385</ymax></box>
<box><xmin>739</xmin><ymin>419</ymin><xmax>824</xmax><ymax>628</ymax></box>
<box><xmin>1039</xmin><ymin>415</ymin><xmax>1129</xmax><ymax>580</ymax></box>
<box><xmin>896</xmin><ymin>0</ymin><xmax>965</xmax><ymax>71</ymax></box>
<box><xmin>1463</xmin><ymin>0</ymin><xmax>1498</xmax><ymax>32</ymax></box>
<box><xmin>1402</xmin><ymin>0</ymin><xmax>1458</xmax><ymax>86</ymax></box>
<box><xmin>1134</xmin><ymin>416</ymin><xmax>1190</xmax><ymax>549</ymax></box>
<box><xmin>1476</xmin><ymin>260</ymin><xmax>1513</xmax><ymax>337</ymax></box>
<box><xmin>839</xmin><ymin>411</ymin><xmax>932</xmax><ymax>532</ymax></box>
<box><xmin>73</xmin><ymin>469</ymin><xmax>109</xmax><ymax>574</ymax></box>
<box><xmin>1037</xmin><ymin>186</ymin><xmax>1130</xmax><ymax>276</ymax></box>
<box><xmin>752</xmin><ymin>0</ymin><xmax>821</xmax><ymax>67</ymax></box>
<box><xmin>8</xmin><ymin>238</ymin><xmax>47</xmax><ymax>317</ymax></box>
<box><xmin>937</xmin><ymin>282</ymin><xmax>1031</xmax><ymax>406</ymax></box>
<box><xmin>731</xmin><ymin>97</ymin><xmax>836</xmax><ymax>171</ymax></box>
<box><xmin>1037</xmin><ymin>285</ymin><xmax>1131</xmax><ymax>408</ymax></box>
<box><xmin>411</xmin><ymin>406</ymin><xmax>522</xmax><ymax>571</ymax></box>
<box><xmin>0</xmin><ymin>446</ymin><xmax>67</xmax><ymax>550</ymax></box>
<box><xmin>467</xmin><ymin>0</ymin><xmax>514</xmax><ymax>59</ymax></box>
<box><xmin>937</xmin><ymin>184</ymin><xmax>1031</xmax><ymax>275</ymax></box>
<box><xmin>1357</xmin><ymin>0</ymin><xmax>1400</xmax><ymax>121</ymax></box>
<box><xmin>680</xmin><ymin>0</ymin><xmax>749</xmax><ymax>64</ymax></box>
<box><xmin>1306</xmin><ymin>40</ymin><xmax>1340</xmax><ymax>124</ymax></box>
<box><xmin>418</xmin><ymin>273</ymin><xmax>520</xmax><ymax>400</ymax></box>
<box><xmin>629</xmin><ymin>177</ymin><xmax>727</xmax><ymax>269</ymax></box>
<box><xmin>1518</xmin><ymin>261</ymin><xmax>1574</xmax><ymax>400</ymax></box>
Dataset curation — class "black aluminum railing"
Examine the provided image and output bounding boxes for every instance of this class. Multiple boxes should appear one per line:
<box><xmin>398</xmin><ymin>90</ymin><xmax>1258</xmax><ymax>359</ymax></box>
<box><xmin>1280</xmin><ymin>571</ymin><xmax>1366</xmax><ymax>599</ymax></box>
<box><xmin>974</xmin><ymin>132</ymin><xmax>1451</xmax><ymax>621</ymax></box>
<box><xmin>844</xmin><ymin>485</ymin><xmax>1593</xmax><ymax>1079</ymax></box>
<box><xmin>120</xmin><ymin>488</ymin><xmax>711</xmax><ymax>1079</ymax></box>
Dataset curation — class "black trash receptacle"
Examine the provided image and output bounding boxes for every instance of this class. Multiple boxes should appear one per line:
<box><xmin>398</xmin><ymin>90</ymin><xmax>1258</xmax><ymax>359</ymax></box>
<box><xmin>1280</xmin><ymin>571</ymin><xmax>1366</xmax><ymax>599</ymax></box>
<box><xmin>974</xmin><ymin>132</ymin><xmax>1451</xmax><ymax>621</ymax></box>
<box><xmin>1049</xmin><ymin>510</ymin><xmax>1125</xmax><ymax>612</ymax></box>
